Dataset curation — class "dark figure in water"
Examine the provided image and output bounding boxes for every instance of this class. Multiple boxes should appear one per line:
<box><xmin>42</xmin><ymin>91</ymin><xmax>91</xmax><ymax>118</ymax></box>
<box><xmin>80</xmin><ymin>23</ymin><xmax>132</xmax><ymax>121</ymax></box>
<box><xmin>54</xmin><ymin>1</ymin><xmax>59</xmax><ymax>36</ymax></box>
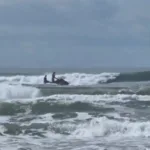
<box><xmin>51</xmin><ymin>72</ymin><xmax>69</xmax><ymax>85</ymax></box>
<box><xmin>51</xmin><ymin>72</ymin><xmax>58</xmax><ymax>83</ymax></box>
<box><xmin>43</xmin><ymin>75</ymin><xmax>51</xmax><ymax>84</ymax></box>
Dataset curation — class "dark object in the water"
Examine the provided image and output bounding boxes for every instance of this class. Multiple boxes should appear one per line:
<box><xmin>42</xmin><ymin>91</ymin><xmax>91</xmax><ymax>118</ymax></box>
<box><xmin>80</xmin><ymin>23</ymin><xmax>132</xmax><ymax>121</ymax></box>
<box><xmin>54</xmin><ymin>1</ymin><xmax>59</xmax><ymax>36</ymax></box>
<box><xmin>55</xmin><ymin>78</ymin><xmax>69</xmax><ymax>85</ymax></box>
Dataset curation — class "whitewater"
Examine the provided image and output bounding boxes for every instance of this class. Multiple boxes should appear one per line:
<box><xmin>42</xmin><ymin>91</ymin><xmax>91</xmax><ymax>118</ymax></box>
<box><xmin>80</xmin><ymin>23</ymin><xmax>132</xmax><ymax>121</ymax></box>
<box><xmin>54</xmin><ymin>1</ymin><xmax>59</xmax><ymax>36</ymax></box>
<box><xmin>1</xmin><ymin>71</ymin><xmax>150</xmax><ymax>150</ymax></box>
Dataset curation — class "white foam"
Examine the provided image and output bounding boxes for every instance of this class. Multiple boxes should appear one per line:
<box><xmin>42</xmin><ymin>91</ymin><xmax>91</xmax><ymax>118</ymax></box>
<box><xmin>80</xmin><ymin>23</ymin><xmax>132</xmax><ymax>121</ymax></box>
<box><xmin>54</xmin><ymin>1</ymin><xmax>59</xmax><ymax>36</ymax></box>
<box><xmin>26</xmin><ymin>113</ymin><xmax>54</xmax><ymax>125</ymax></box>
<box><xmin>3</xmin><ymin>93</ymin><xmax>150</xmax><ymax>104</ymax></box>
<box><xmin>0</xmin><ymin>83</ymin><xmax>41</xmax><ymax>100</ymax></box>
<box><xmin>0</xmin><ymin>116</ymin><xmax>10</xmax><ymax>123</ymax></box>
<box><xmin>58</xmin><ymin>72</ymin><xmax>119</xmax><ymax>85</ymax></box>
<box><xmin>1</xmin><ymin>116</ymin><xmax>150</xmax><ymax>149</ymax></box>
<box><xmin>71</xmin><ymin>117</ymin><xmax>150</xmax><ymax>139</ymax></box>
<box><xmin>72</xmin><ymin>145</ymin><xmax>103</xmax><ymax>150</ymax></box>
<box><xmin>76</xmin><ymin>113</ymin><xmax>91</xmax><ymax>120</ymax></box>
<box><xmin>44</xmin><ymin>94</ymin><xmax>147</xmax><ymax>103</ymax></box>
<box><xmin>20</xmin><ymin>115</ymin><xmax>150</xmax><ymax>141</ymax></box>
<box><xmin>20</xmin><ymin>113</ymin><xmax>90</xmax><ymax>127</ymax></box>
<box><xmin>0</xmin><ymin>75</ymin><xmax>22</xmax><ymax>83</ymax></box>
<box><xmin>0</xmin><ymin>72</ymin><xmax>119</xmax><ymax>86</ymax></box>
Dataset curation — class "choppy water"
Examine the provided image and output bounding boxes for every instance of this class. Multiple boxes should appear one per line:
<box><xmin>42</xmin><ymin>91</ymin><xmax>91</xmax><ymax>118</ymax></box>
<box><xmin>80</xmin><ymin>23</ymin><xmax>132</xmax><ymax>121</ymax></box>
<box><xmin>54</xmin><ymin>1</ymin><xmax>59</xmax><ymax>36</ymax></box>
<box><xmin>1</xmin><ymin>70</ymin><xmax>150</xmax><ymax>150</ymax></box>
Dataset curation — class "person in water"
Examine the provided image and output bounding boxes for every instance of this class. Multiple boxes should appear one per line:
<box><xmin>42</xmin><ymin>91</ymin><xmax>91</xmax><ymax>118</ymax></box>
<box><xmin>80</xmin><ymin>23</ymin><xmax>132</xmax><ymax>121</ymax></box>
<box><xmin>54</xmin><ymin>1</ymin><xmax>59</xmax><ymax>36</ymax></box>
<box><xmin>44</xmin><ymin>72</ymin><xmax>68</xmax><ymax>85</ymax></box>
<box><xmin>51</xmin><ymin>72</ymin><xmax>58</xmax><ymax>83</ymax></box>
<box><xmin>43</xmin><ymin>75</ymin><xmax>51</xmax><ymax>84</ymax></box>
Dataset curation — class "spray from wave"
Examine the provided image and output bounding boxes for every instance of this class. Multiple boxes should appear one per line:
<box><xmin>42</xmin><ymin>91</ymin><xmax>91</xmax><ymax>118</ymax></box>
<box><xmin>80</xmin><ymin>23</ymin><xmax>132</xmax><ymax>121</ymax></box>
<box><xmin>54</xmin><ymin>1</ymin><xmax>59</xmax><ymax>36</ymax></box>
<box><xmin>0</xmin><ymin>72</ymin><xmax>119</xmax><ymax>85</ymax></box>
<box><xmin>0</xmin><ymin>71</ymin><xmax>150</xmax><ymax>101</ymax></box>
<box><xmin>0</xmin><ymin>84</ymin><xmax>40</xmax><ymax>100</ymax></box>
<box><xmin>1</xmin><ymin>71</ymin><xmax>150</xmax><ymax>86</ymax></box>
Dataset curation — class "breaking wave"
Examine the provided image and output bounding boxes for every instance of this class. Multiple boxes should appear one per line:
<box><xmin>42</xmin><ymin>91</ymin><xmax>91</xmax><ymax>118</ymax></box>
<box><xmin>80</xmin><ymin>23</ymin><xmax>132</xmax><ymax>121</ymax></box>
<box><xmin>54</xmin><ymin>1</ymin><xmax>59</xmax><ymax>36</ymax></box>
<box><xmin>107</xmin><ymin>71</ymin><xmax>150</xmax><ymax>83</ymax></box>
<box><xmin>0</xmin><ymin>71</ymin><xmax>150</xmax><ymax>86</ymax></box>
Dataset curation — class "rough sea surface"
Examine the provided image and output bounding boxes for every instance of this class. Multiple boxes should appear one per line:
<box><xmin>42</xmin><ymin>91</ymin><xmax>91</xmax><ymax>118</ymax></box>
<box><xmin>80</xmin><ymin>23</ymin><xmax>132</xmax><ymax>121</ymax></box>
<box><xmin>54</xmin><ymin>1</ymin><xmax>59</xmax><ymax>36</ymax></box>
<box><xmin>1</xmin><ymin>69</ymin><xmax>150</xmax><ymax>150</ymax></box>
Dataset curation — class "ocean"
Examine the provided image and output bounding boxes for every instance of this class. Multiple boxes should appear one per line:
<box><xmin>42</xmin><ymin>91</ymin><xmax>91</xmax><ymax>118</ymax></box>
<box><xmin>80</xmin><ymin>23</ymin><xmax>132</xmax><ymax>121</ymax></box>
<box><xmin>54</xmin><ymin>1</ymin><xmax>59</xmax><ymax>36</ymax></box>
<box><xmin>1</xmin><ymin>68</ymin><xmax>150</xmax><ymax>150</ymax></box>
